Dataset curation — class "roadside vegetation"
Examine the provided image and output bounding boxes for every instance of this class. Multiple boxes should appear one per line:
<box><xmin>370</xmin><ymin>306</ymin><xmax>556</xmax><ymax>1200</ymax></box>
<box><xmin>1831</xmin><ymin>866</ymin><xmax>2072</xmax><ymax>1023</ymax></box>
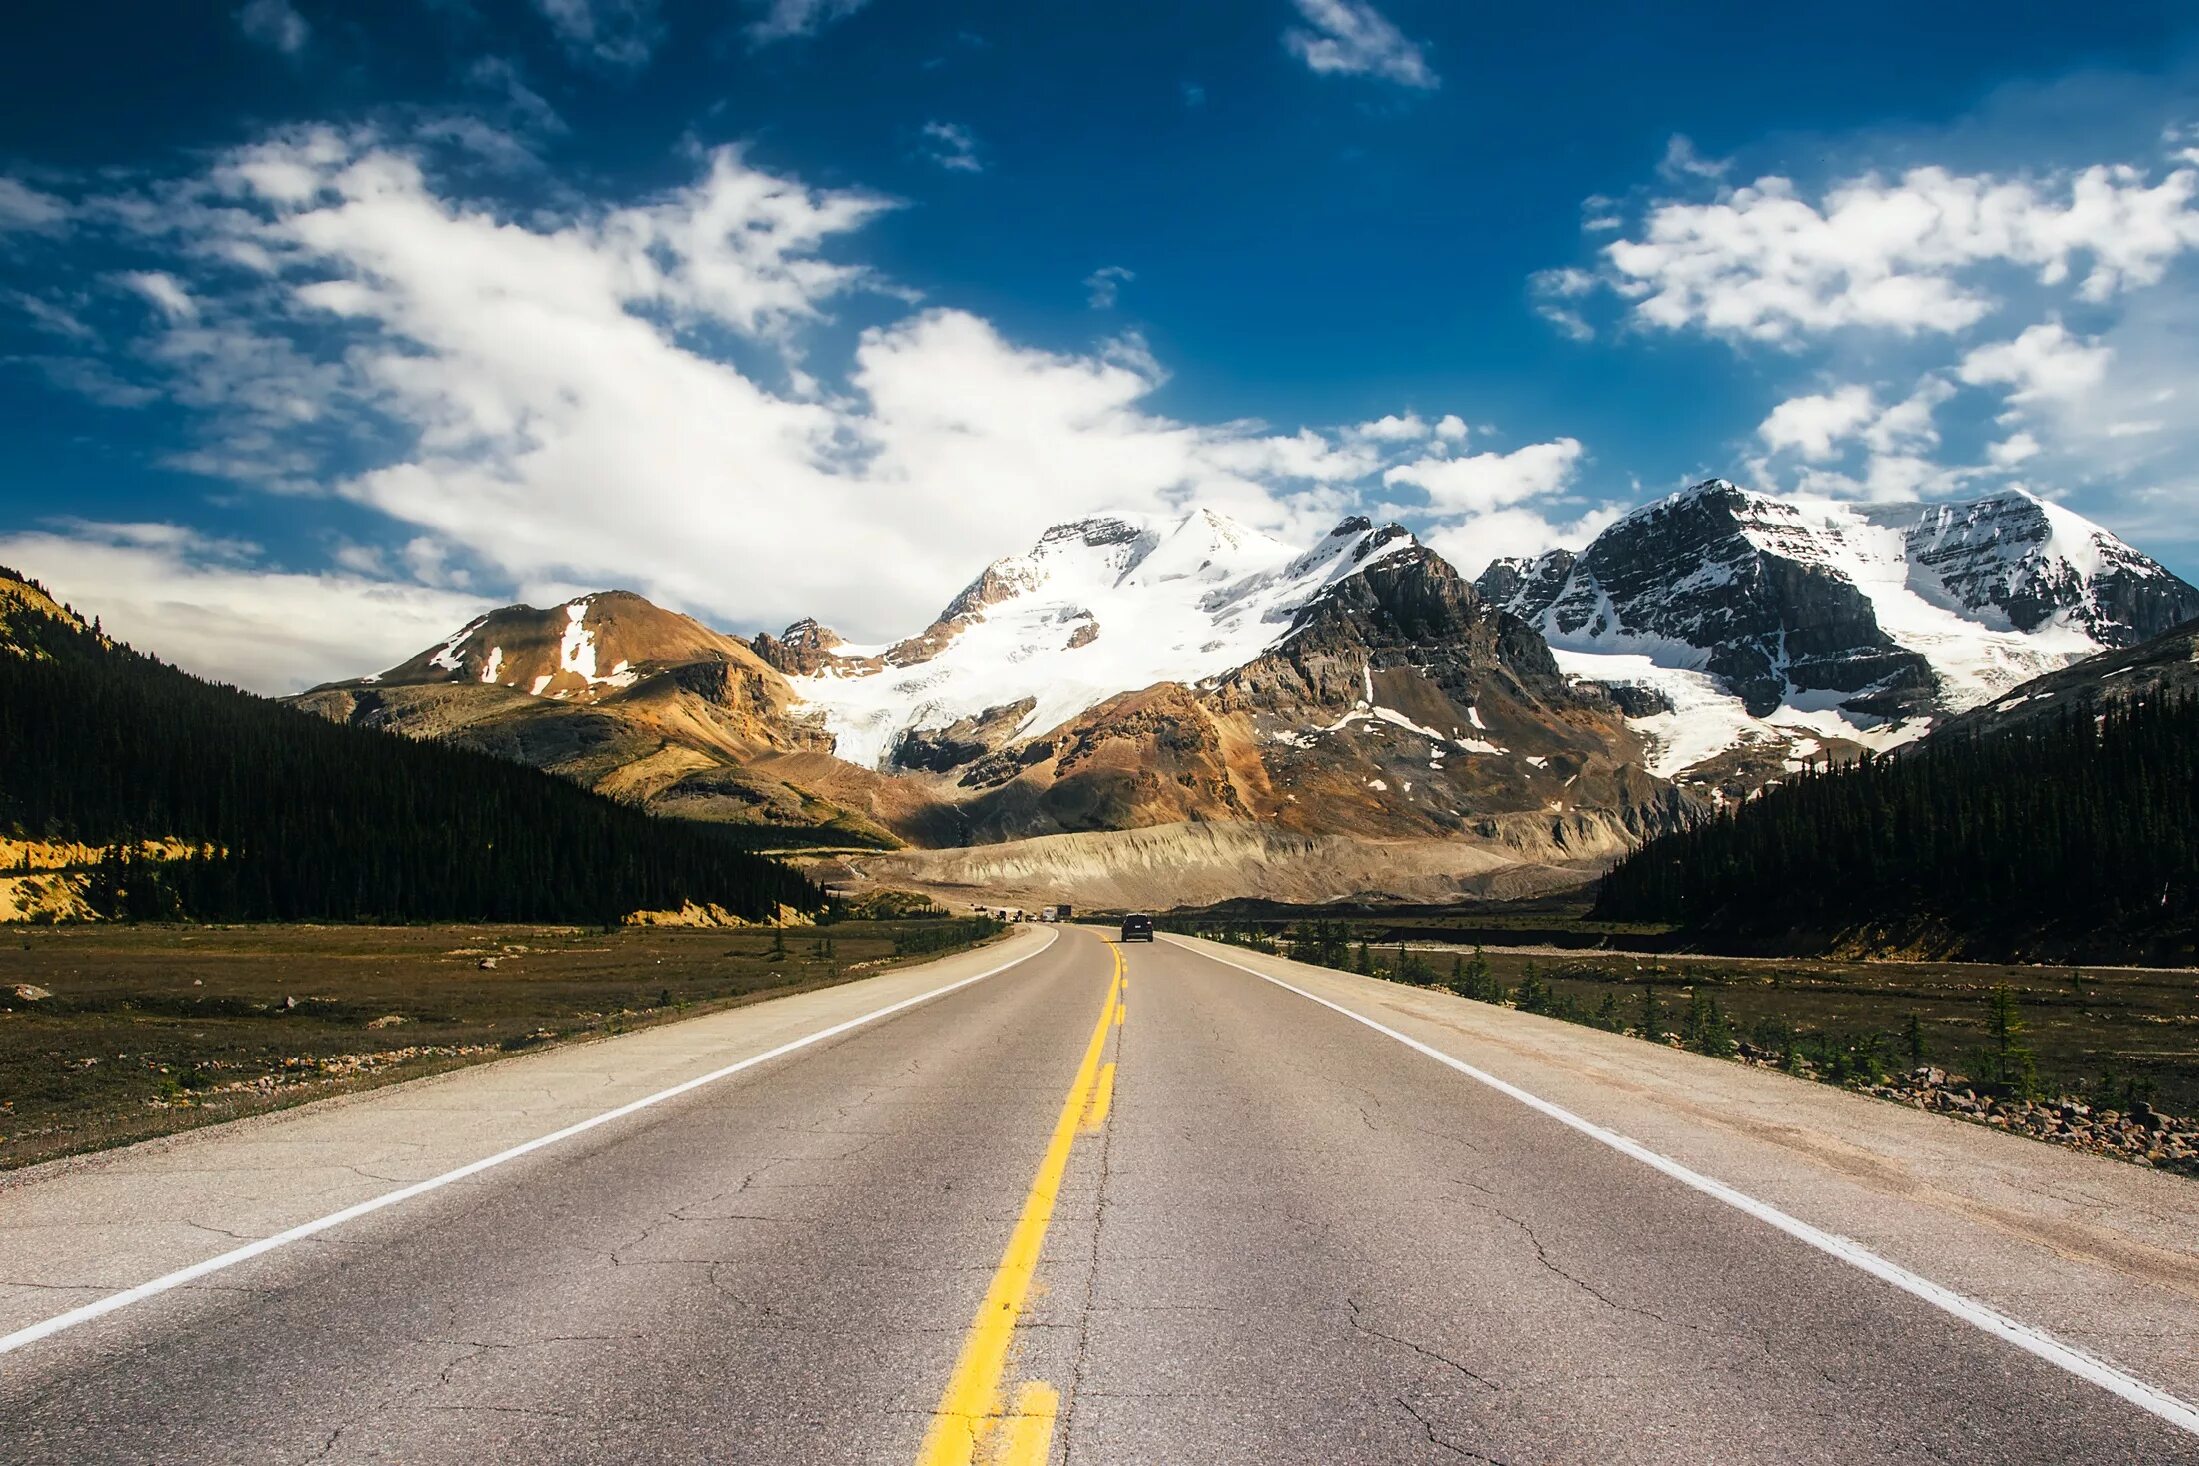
<box><xmin>0</xmin><ymin>912</ymin><xmax>1003</xmax><ymax>1170</ymax></box>
<box><xmin>1594</xmin><ymin>694</ymin><xmax>2199</xmax><ymax>964</ymax></box>
<box><xmin>1169</xmin><ymin>917</ymin><xmax>2199</xmax><ymax>1176</ymax></box>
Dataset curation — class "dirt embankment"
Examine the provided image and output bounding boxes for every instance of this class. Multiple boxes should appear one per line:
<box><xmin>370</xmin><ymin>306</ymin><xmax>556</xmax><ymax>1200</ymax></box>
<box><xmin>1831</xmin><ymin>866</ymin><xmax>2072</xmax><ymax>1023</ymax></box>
<box><xmin>845</xmin><ymin>817</ymin><xmax>1632</xmax><ymax>911</ymax></box>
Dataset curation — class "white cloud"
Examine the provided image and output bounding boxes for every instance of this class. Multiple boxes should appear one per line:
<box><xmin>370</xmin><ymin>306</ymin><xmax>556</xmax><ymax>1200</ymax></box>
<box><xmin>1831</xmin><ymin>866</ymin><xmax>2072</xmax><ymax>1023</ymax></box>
<box><xmin>0</xmin><ymin>177</ymin><xmax>68</xmax><ymax>232</ymax></box>
<box><xmin>1862</xmin><ymin>377</ymin><xmax>1952</xmax><ymax>455</ymax></box>
<box><xmin>1957</xmin><ymin>321</ymin><xmax>2112</xmax><ymax>403</ymax></box>
<box><xmin>745</xmin><ymin>0</ymin><xmax>871</xmax><ymax>44</ymax></box>
<box><xmin>236</xmin><ymin>0</ymin><xmax>309</xmax><ymax>55</ymax></box>
<box><xmin>921</xmin><ymin>122</ymin><xmax>983</xmax><ymax>174</ymax></box>
<box><xmin>1282</xmin><ymin>0</ymin><xmax>1438</xmax><ymax>90</ymax></box>
<box><xmin>1352</xmin><ymin>412</ymin><xmax>1428</xmax><ymax>442</ymax></box>
<box><xmin>35</xmin><ymin>132</ymin><xmax>1510</xmax><ymax>678</ymax></box>
<box><xmin>18</xmin><ymin>130</ymin><xmax>1597</xmax><ymax>688</ymax></box>
<box><xmin>1426</xmin><ymin>503</ymin><xmax>1625</xmax><ymax>580</ymax></box>
<box><xmin>1084</xmin><ymin>265</ymin><xmax>1134</xmax><ymax>309</ymax></box>
<box><xmin>0</xmin><ymin>523</ymin><xmax>488</xmax><ymax>694</ymax></box>
<box><xmin>1382</xmin><ymin>438</ymin><xmax>1585</xmax><ymax>514</ymax></box>
<box><xmin>1658</xmin><ymin>135</ymin><xmax>1728</xmax><ymax>183</ymax></box>
<box><xmin>532</xmin><ymin>0</ymin><xmax>659</xmax><ymax>68</ymax></box>
<box><xmin>1584</xmin><ymin>163</ymin><xmax>2199</xmax><ymax>342</ymax></box>
<box><xmin>119</xmin><ymin>270</ymin><xmax>197</xmax><ymax>323</ymax></box>
<box><xmin>1757</xmin><ymin>377</ymin><xmax>1951</xmax><ymax>463</ymax></box>
<box><xmin>1757</xmin><ymin>385</ymin><xmax>1876</xmax><ymax>461</ymax></box>
<box><xmin>1988</xmin><ymin>431</ymin><xmax>2042</xmax><ymax>467</ymax></box>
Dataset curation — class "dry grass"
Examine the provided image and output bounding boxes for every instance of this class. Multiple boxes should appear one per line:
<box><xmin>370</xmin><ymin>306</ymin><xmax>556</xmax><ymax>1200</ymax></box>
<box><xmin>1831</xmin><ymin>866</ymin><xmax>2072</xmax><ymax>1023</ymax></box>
<box><xmin>0</xmin><ymin>919</ymin><xmax>995</xmax><ymax>1169</ymax></box>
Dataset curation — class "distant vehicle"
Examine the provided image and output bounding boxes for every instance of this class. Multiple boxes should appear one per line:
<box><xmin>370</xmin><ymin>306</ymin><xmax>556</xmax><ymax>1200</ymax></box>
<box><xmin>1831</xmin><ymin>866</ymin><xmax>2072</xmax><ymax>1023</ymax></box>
<box><xmin>1040</xmin><ymin>903</ymin><xmax>1072</xmax><ymax>922</ymax></box>
<box><xmin>1119</xmin><ymin>913</ymin><xmax>1155</xmax><ymax>942</ymax></box>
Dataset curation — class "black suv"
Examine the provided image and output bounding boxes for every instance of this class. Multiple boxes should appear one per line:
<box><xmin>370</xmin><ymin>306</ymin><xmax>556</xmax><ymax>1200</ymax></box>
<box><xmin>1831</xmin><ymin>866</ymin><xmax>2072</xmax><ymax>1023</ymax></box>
<box><xmin>1119</xmin><ymin>913</ymin><xmax>1155</xmax><ymax>942</ymax></box>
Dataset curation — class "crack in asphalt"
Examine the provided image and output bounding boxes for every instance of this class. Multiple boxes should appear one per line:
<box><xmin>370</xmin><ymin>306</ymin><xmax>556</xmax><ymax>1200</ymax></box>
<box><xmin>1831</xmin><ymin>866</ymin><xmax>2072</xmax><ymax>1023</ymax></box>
<box><xmin>1347</xmin><ymin>1297</ymin><xmax>1500</xmax><ymax>1393</ymax></box>
<box><xmin>1466</xmin><ymin>1201</ymin><xmax>1806</xmax><ymax>1380</ymax></box>
<box><xmin>1396</xmin><ymin>1392</ymin><xmax>1515</xmax><ymax>1464</ymax></box>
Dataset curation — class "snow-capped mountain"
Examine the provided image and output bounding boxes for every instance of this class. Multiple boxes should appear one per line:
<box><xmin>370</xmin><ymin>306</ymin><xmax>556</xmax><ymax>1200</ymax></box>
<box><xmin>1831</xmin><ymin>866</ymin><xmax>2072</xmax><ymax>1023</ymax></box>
<box><xmin>757</xmin><ymin>508</ymin><xmax>1424</xmax><ymax>771</ymax></box>
<box><xmin>746</xmin><ymin>508</ymin><xmax>1674</xmax><ymax>872</ymax></box>
<box><xmin>367</xmin><ymin>590</ymin><xmax>759</xmax><ymax>702</ymax></box>
<box><xmin>1475</xmin><ymin>481</ymin><xmax>2199</xmax><ymax>793</ymax></box>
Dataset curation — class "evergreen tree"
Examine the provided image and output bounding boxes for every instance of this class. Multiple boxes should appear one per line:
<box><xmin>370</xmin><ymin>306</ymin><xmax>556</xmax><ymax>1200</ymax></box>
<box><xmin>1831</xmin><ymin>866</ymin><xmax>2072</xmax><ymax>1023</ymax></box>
<box><xmin>0</xmin><ymin>584</ymin><xmax>821</xmax><ymax>925</ymax></box>
<box><xmin>1592</xmin><ymin>693</ymin><xmax>2199</xmax><ymax>960</ymax></box>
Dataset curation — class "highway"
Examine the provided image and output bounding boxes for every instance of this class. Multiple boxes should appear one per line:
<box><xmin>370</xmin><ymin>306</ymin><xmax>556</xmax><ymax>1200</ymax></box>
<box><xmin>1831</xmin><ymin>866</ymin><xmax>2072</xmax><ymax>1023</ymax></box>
<box><xmin>4</xmin><ymin>924</ymin><xmax>2197</xmax><ymax>1463</ymax></box>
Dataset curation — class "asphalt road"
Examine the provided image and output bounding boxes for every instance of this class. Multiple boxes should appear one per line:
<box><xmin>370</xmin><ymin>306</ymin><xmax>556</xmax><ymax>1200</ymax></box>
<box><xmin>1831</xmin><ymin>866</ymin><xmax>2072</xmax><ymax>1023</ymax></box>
<box><xmin>4</xmin><ymin>925</ymin><xmax>2196</xmax><ymax>1463</ymax></box>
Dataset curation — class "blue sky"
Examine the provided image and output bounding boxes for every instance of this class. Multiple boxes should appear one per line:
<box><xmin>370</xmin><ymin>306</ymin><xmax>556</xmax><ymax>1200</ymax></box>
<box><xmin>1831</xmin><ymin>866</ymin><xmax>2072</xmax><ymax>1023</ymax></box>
<box><xmin>4</xmin><ymin>0</ymin><xmax>2199</xmax><ymax>690</ymax></box>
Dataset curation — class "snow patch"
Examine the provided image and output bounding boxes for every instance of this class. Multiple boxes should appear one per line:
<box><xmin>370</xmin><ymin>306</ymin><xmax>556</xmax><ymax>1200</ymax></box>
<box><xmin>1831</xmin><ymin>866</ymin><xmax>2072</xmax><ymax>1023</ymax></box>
<box><xmin>1556</xmin><ymin>648</ymin><xmax>1928</xmax><ymax>780</ymax></box>
<box><xmin>427</xmin><ymin>621</ymin><xmax>478</xmax><ymax>674</ymax></box>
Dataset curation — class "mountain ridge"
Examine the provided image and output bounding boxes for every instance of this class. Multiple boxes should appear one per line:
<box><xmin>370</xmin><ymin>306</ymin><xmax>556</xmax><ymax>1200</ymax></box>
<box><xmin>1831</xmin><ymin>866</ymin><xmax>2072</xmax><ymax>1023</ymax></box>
<box><xmin>1475</xmin><ymin>479</ymin><xmax>2199</xmax><ymax>801</ymax></box>
<box><xmin>276</xmin><ymin>484</ymin><xmax>2197</xmax><ymax>905</ymax></box>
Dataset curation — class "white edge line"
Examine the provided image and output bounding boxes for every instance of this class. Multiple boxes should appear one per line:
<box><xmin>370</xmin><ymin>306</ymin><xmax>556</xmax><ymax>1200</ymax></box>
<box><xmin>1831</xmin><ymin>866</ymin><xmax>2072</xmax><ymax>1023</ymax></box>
<box><xmin>1170</xmin><ymin>935</ymin><xmax>2199</xmax><ymax>1439</ymax></box>
<box><xmin>0</xmin><ymin>930</ymin><xmax>1059</xmax><ymax>1359</ymax></box>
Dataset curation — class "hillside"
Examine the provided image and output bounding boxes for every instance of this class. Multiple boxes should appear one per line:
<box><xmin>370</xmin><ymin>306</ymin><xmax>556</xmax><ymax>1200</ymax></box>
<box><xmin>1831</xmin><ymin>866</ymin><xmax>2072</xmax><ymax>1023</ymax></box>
<box><xmin>1591</xmin><ymin>629</ymin><xmax>2199</xmax><ymax>962</ymax></box>
<box><xmin>293</xmin><ymin>590</ymin><xmax>912</xmax><ymax>848</ymax></box>
<box><xmin>0</xmin><ymin>569</ymin><xmax>821</xmax><ymax>925</ymax></box>
<box><xmin>1929</xmin><ymin>617</ymin><xmax>2199</xmax><ymax>741</ymax></box>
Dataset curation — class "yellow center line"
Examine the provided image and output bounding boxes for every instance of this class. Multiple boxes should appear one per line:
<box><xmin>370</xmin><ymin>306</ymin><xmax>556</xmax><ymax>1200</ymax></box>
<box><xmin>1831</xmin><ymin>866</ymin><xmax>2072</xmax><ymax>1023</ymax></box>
<box><xmin>914</xmin><ymin>940</ymin><xmax>1123</xmax><ymax>1466</ymax></box>
<box><xmin>1078</xmin><ymin>1063</ymin><xmax>1117</xmax><ymax>1135</ymax></box>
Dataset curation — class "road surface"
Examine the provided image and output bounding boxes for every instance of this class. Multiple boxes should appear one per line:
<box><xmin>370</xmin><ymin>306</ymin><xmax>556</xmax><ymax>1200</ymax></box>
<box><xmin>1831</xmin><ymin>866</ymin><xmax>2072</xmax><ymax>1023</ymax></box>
<box><xmin>3</xmin><ymin>925</ymin><xmax>2196</xmax><ymax>1463</ymax></box>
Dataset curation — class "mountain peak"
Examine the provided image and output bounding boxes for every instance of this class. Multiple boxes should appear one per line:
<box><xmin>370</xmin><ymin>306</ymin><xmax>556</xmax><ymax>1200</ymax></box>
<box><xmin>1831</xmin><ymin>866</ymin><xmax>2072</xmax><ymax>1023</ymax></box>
<box><xmin>360</xmin><ymin>587</ymin><xmax>752</xmax><ymax>701</ymax></box>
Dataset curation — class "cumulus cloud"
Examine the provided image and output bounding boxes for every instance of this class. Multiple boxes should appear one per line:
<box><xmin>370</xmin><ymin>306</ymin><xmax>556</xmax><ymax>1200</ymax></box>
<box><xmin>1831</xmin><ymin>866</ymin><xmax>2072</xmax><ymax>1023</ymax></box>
<box><xmin>1425</xmin><ymin>503</ymin><xmax>1625</xmax><ymax>579</ymax></box>
<box><xmin>1757</xmin><ymin>385</ymin><xmax>1876</xmax><ymax>461</ymax></box>
<box><xmin>1282</xmin><ymin>0</ymin><xmax>1438</xmax><ymax>89</ymax></box>
<box><xmin>1572</xmin><ymin>162</ymin><xmax>2199</xmax><ymax>342</ymax></box>
<box><xmin>1957</xmin><ymin>321</ymin><xmax>2113</xmax><ymax>403</ymax></box>
<box><xmin>921</xmin><ymin>122</ymin><xmax>983</xmax><ymax>174</ymax></box>
<box><xmin>236</xmin><ymin>0</ymin><xmax>309</xmax><ymax>55</ymax></box>
<box><xmin>1383</xmin><ymin>438</ymin><xmax>1585</xmax><ymax>514</ymax></box>
<box><xmin>12</xmin><ymin>130</ymin><xmax>1554</xmax><ymax>685</ymax></box>
<box><xmin>1351</xmin><ymin>412</ymin><xmax>1429</xmax><ymax>442</ymax></box>
<box><xmin>1757</xmin><ymin>378</ymin><xmax>1951</xmax><ymax>464</ymax></box>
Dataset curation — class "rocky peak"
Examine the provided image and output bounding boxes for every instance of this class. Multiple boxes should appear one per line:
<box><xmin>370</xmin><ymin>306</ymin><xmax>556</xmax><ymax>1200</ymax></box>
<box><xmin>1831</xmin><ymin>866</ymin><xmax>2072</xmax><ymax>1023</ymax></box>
<box><xmin>752</xmin><ymin>618</ymin><xmax>846</xmax><ymax>676</ymax></box>
<box><xmin>358</xmin><ymin>589</ymin><xmax>758</xmax><ymax>704</ymax></box>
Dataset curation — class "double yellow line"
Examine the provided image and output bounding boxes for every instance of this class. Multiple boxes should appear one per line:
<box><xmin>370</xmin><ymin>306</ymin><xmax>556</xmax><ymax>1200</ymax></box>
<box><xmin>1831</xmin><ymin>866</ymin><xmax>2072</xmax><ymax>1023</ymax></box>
<box><xmin>914</xmin><ymin>940</ymin><xmax>1126</xmax><ymax>1466</ymax></box>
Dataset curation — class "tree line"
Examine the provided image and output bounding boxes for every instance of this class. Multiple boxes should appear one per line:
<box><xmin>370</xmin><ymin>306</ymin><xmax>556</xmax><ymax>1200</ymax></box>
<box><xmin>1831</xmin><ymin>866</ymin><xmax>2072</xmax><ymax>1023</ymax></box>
<box><xmin>1593</xmin><ymin>693</ymin><xmax>2199</xmax><ymax>959</ymax></box>
<box><xmin>0</xmin><ymin>584</ymin><xmax>821</xmax><ymax>924</ymax></box>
